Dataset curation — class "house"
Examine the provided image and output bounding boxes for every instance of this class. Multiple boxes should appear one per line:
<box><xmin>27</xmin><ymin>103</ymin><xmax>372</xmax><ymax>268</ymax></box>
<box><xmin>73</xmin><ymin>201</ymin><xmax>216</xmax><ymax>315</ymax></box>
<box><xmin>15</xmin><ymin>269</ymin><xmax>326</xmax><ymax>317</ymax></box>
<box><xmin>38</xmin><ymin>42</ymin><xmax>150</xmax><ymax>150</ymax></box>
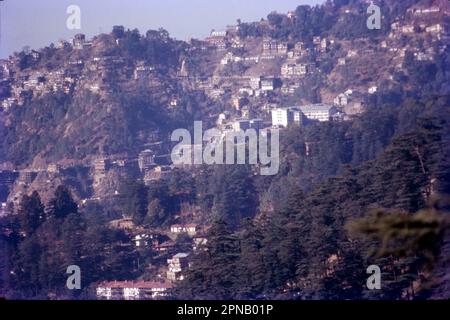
<box><xmin>415</xmin><ymin>52</ymin><xmax>433</xmax><ymax>61</ymax></box>
<box><xmin>338</xmin><ymin>58</ymin><xmax>346</xmax><ymax>66</ymax></box>
<box><xmin>320</xmin><ymin>38</ymin><xmax>329</xmax><ymax>52</ymax></box>
<box><xmin>281</xmin><ymin>63</ymin><xmax>308</xmax><ymax>77</ymax></box>
<box><xmin>56</xmin><ymin>40</ymin><xmax>70</xmax><ymax>49</ymax></box>
<box><xmin>401</xmin><ymin>25</ymin><xmax>415</xmax><ymax>33</ymax></box>
<box><xmin>408</xmin><ymin>7</ymin><xmax>440</xmax><ymax>15</ymax></box>
<box><xmin>293</xmin><ymin>42</ymin><xmax>305</xmax><ymax>55</ymax></box>
<box><xmin>47</xmin><ymin>164</ymin><xmax>61</xmax><ymax>174</ymax></box>
<box><xmin>143</xmin><ymin>166</ymin><xmax>171</xmax><ymax>185</ymax></box>
<box><xmin>334</xmin><ymin>89</ymin><xmax>353</xmax><ymax>107</ymax></box>
<box><xmin>347</xmin><ymin>50</ymin><xmax>357</xmax><ymax>58</ymax></box>
<box><xmin>134</xmin><ymin>65</ymin><xmax>154</xmax><ymax>80</ymax></box>
<box><xmin>72</xmin><ymin>33</ymin><xmax>86</xmax><ymax>49</ymax></box>
<box><xmin>93</xmin><ymin>157</ymin><xmax>108</xmax><ymax>175</ymax></box>
<box><xmin>210</xmin><ymin>30</ymin><xmax>227</xmax><ymax>37</ymax></box>
<box><xmin>249</xmin><ymin>77</ymin><xmax>262</xmax><ymax>90</ymax></box>
<box><xmin>238</xmin><ymin>87</ymin><xmax>254</xmax><ymax>96</ymax></box>
<box><xmin>109</xmin><ymin>217</ymin><xmax>134</xmax><ymax>230</ymax></box>
<box><xmin>138</xmin><ymin>149</ymin><xmax>156</xmax><ymax>172</ymax></box>
<box><xmin>96</xmin><ymin>280</ymin><xmax>172</xmax><ymax>300</ymax></box>
<box><xmin>205</xmin><ymin>31</ymin><xmax>227</xmax><ymax>50</ymax></box>
<box><xmin>260</xmin><ymin>78</ymin><xmax>274</xmax><ymax>92</ymax></box>
<box><xmin>262</xmin><ymin>39</ymin><xmax>287</xmax><ymax>55</ymax></box>
<box><xmin>334</xmin><ymin>93</ymin><xmax>349</xmax><ymax>106</ymax></box>
<box><xmin>153</xmin><ymin>240</ymin><xmax>175</xmax><ymax>252</ymax></box>
<box><xmin>287</xmin><ymin>11</ymin><xmax>296</xmax><ymax>19</ymax></box>
<box><xmin>166</xmin><ymin>253</ymin><xmax>190</xmax><ymax>281</ymax></box>
<box><xmin>220</xmin><ymin>52</ymin><xmax>241</xmax><ymax>65</ymax></box>
<box><xmin>263</xmin><ymin>39</ymin><xmax>277</xmax><ymax>52</ymax></box>
<box><xmin>170</xmin><ymin>223</ymin><xmax>197</xmax><ymax>236</ymax></box>
<box><xmin>425</xmin><ymin>24</ymin><xmax>445</xmax><ymax>38</ymax></box>
<box><xmin>2</xmin><ymin>98</ymin><xmax>16</xmax><ymax>110</ymax></box>
<box><xmin>368</xmin><ymin>86</ymin><xmax>378</xmax><ymax>94</ymax></box>
<box><xmin>132</xmin><ymin>234</ymin><xmax>151</xmax><ymax>247</ymax></box>
<box><xmin>193</xmin><ymin>236</ymin><xmax>208</xmax><ymax>251</ymax></box>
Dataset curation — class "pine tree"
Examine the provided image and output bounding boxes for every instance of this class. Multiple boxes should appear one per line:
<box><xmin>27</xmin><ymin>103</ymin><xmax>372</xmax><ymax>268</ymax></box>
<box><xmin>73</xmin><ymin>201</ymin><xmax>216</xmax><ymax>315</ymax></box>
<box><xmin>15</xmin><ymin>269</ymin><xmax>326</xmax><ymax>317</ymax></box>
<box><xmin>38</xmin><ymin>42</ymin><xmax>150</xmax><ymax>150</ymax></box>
<box><xmin>48</xmin><ymin>186</ymin><xmax>78</xmax><ymax>220</ymax></box>
<box><xmin>18</xmin><ymin>191</ymin><xmax>44</xmax><ymax>236</ymax></box>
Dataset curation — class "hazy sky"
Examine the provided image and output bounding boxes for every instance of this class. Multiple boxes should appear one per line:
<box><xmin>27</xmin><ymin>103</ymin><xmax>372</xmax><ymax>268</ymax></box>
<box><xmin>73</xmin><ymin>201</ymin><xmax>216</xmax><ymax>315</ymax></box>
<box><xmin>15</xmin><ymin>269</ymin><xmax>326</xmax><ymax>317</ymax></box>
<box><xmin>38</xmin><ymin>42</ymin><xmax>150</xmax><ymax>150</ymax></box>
<box><xmin>0</xmin><ymin>0</ymin><xmax>324</xmax><ymax>58</ymax></box>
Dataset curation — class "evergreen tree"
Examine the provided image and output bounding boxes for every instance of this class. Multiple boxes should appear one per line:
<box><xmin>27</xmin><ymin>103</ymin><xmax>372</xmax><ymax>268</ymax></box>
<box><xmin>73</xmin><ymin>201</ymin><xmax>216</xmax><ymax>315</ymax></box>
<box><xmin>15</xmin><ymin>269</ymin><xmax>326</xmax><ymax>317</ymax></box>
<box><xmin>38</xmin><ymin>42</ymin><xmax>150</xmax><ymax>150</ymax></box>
<box><xmin>48</xmin><ymin>186</ymin><xmax>78</xmax><ymax>220</ymax></box>
<box><xmin>18</xmin><ymin>191</ymin><xmax>44</xmax><ymax>236</ymax></box>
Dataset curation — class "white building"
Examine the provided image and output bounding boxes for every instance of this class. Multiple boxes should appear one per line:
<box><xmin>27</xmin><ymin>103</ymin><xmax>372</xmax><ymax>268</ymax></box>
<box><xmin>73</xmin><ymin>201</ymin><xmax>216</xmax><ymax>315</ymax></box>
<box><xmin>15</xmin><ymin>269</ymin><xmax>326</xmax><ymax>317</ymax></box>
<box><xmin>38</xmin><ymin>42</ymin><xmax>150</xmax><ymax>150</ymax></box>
<box><xmin>170</xmin><ymin>224</ymin><xmax>197</xmax><ymax>236</ymax></box>
<box><xmin>271</xmin><ymin>108</ymin><xmax>292</xmax><ymax>128</ymax></box>
<box><xmin>272</xmin><ymin>104</ymin><xmax>337</xmax><ymax>127</ymax></box>
<box><xmin>297</xmin><ymin>104</ymin><xmax>337</xmax><ymax>122</ymax></box>
<box><xmin>249</xmin><ymin>77</ymin><xmax>262</xmax><ymax>90</ymax></box>
<box><xmin>261</xmin><ymin>79</ymin><xmax>274</xmax><ymax>92</ymax></box>
<box><xmin>138</xmin><ymin>149</ymin><xmax>155</xmax><ymax>172</ymax></box>
<box><xmin>368</xmin><ymin>86</ymin><xmax>378</xmax><ymax>94</ymax></box>
<box><xmin>167</xmin><ymin>253</ymin><xmax>190</xmax><ymax>281</ymax></box>
<box><xmin>281</xmin><ymin>63</ymin><xmax>308</xmax><ymax>77</ymax></box>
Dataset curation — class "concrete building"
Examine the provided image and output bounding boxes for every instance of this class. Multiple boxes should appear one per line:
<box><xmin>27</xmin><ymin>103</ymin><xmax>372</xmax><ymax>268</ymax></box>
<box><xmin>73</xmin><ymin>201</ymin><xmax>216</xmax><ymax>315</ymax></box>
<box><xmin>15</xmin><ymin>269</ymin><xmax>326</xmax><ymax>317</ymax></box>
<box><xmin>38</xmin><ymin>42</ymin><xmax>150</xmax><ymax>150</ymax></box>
<box><xmin>72</xmin><ymin>34</ymin><xmax>86</xmax><ymax>49</ymax></box>
<box><xmin>260</xmin><ymin>78</ymin><xmax>274</xmax><ymax>92</ymax></box>
<box><xmin>170</xmin><ymin>223</ymin><xmax>197</xmax><ymax>236</ymax></box>
<box><xmin>272</xmin><ymin>104</ymin><xmax>337</xmax><ymax>127</ymax></box>
<box><xmin>295</xmin><ymin>104</ymin><xmax>337</xmax><ymax>122</ymax></box>
<box><xmin>138</xmin><ymin>149</ymin><xmax>156</xmax><ymax>172</ymax></box>
<box><xmin>94</xmin><ymin>158</ymin><xmax>108</xmax><ymax>175</ymax></box>
<box><xmin>166</xmin><ymin>253</ymin><xmax>190</xmax><ymax>281</ymax></box>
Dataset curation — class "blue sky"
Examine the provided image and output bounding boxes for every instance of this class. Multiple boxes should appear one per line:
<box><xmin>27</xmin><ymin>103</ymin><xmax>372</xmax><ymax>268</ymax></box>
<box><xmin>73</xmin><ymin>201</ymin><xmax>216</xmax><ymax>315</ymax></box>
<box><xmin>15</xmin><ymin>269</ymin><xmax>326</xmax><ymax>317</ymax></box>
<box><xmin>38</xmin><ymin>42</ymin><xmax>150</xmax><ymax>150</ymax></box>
<box><xmin>0</xmin><ymin>0</ymin><xmax>324</xmax><ymax>58</ymax></box>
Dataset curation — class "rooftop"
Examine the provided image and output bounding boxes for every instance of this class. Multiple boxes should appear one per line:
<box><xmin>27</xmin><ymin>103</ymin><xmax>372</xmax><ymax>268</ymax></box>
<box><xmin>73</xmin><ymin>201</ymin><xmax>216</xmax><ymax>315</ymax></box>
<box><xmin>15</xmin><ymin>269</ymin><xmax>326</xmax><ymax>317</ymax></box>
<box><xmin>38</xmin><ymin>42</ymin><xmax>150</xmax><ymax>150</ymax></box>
<box><xmin>290</xmin><ymin>103</ymin><xmax>335</xmax><ymax>113</ymax></box>
<box><xmin>97</xmin><ymin>280</ymin><xmax>172</xmax><ymax>289</ymax></box>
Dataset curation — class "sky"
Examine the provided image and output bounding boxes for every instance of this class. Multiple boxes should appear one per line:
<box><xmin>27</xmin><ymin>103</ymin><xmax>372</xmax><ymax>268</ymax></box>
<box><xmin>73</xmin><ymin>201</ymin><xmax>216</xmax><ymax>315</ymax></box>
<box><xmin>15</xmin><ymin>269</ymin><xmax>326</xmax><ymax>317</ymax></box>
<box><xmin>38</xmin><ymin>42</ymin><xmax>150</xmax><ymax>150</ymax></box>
<box><xmin>0</xmin><ymin>0</ymin><xmax>324</xmax><ymax>58</ymax></box>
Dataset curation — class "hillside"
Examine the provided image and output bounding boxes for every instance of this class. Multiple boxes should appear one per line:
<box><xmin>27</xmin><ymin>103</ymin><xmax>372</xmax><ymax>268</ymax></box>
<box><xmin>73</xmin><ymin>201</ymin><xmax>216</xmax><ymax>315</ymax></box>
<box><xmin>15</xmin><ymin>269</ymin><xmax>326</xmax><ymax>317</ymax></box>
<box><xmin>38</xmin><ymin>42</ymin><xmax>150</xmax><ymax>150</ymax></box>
<box><xmin>0</xmin><ymin>0</ymin><xmax>448</xmax><ymax>169</ymax></box>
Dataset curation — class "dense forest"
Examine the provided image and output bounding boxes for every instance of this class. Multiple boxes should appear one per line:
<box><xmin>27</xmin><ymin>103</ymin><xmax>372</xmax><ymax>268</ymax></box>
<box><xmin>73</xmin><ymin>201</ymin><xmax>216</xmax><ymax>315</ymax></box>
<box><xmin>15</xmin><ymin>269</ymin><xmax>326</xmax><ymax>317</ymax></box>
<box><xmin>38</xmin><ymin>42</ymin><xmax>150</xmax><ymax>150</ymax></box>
<box><xmin>2</xmin><ymin>93</ymin><xmax>449</xmax><ymax>299</ymax></box>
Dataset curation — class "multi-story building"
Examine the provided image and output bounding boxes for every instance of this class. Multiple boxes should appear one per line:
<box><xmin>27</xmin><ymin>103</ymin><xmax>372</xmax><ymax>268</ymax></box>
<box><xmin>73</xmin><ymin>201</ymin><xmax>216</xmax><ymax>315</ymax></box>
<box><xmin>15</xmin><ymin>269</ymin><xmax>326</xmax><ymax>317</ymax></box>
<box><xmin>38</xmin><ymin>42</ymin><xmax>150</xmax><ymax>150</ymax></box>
<box><xmin>170</xmin><ymin>223</ymin><xmax>197</xmax><ymax>236</ymax></box>
<box><xmin>272</xmin><ymin>104</ymin><xmax>337</xmax><ymax>127</ymax></box>
<box><xmin>72</xmin><ymin>33</ymin><xmax>86</xmax><ymax>49</ymax></box>
<box><xmin>93</xmin><ymin>157</ymin><xmax>108</xmax><ymax>175</ymax></box>
<box><xmin>260</xmin><ymin>78</ymin><xmax>274</xmax><ymax>92</ymax></box>
<box><xmin>19</xmin><ymin>171</ymin><xmax>37</xmax><ymax>185</ymax></box>
<box><xmin>166</xmin><ymin>253</ymin><xmax>190</xmax><ymax>281</ymax></box>
<box><xmin>138</xmin><ymin>149</ymin><xmax>156</xmax><ymax>172</ymax></box>
<box><xmin>295</xmin><ymin>104</ymin><xmax>337</xmax><ymax>122</ymax></box>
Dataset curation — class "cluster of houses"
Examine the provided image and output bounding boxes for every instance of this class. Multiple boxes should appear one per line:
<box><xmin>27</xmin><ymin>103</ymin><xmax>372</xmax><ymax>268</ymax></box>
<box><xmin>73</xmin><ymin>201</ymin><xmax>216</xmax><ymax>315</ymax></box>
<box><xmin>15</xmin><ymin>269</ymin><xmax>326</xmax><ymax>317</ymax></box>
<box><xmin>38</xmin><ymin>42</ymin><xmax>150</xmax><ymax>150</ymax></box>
<box><xmin>98</xmin><ymin>220</ymin><xmax>206</xmax><ymax>299</ymax></box>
